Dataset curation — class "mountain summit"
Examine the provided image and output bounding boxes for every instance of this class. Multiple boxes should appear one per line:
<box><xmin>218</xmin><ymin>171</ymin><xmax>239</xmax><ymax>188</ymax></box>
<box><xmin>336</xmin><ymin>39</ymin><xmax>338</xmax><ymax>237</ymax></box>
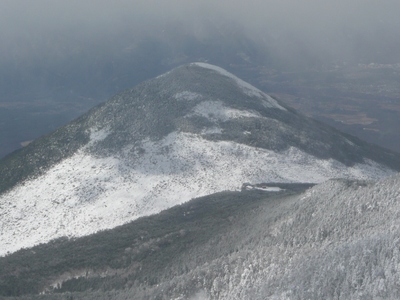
<box><xmin>1</xmin><ymin>63</ymin><xmax>399</xmax><ymax>255</ymax></box>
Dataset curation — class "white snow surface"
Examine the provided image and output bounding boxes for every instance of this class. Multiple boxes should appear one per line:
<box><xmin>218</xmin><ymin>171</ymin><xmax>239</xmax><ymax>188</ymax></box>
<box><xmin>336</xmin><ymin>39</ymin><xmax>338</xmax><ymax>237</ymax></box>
<box><xmin>193</xmin><ymin>62</ymin><xmax>286</xmax><ymax>111</ymax></box>
<box><xmin>187</xmin><ymin>100</ymin><xmax>262</xmax><ymax>122</ymax></box>
<box><xmin>255</xmin><ymin>186</ymin><xmax>283</xmax><ymax>192</ymax></box>
<box><xmin>0</xmin><ymin>132</ymin><xmax>394</xmax><ymax>256</ymax></box>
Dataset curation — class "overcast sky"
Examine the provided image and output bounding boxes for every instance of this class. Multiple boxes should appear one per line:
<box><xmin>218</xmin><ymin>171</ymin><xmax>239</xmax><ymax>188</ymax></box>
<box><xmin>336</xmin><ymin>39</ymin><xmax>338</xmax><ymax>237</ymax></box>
<box><xmin>1</xmin><ymin>0</ymin><xmax>400</xmax><ymax>65</ymax></box>
<box><xmin>1</xmin><ymin>0</ymin><xmax>400</xmax><ymax>158</ymax></box>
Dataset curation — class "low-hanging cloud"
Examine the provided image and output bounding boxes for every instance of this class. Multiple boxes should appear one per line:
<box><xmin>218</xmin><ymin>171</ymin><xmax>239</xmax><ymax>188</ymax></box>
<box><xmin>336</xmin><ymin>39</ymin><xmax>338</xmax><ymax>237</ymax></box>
<box><xmin>1</xmin><ymin>0</ymin><xmax>400</xmax><ymax>67</ymax></box>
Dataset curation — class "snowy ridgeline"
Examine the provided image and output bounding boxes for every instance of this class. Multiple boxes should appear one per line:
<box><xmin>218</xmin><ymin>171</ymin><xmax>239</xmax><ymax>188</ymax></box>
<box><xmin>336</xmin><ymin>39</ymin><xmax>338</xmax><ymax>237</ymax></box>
<box><xmin>0</xmin><ymin>130</ymin><xmax>394</xmax><ymax>256</ymax></box>
<box><xmin>192</xmin><ymin>62</ymin><xmax>287</xmax><ymax>110</ymax></box>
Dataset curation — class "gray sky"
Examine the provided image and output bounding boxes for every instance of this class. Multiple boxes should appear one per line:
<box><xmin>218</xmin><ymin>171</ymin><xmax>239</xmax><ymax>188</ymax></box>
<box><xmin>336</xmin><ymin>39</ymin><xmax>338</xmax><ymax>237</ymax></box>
<box><xmin>1</xmin><ymin>0</ymin><xmax>400</xmax><ymax>65</ymax></box>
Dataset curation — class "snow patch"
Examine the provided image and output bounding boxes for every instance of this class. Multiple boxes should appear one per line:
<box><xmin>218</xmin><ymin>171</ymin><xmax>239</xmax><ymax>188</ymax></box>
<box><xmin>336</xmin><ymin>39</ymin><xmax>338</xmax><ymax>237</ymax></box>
<box><xmin>88</xmin><ymin>127</ymin><xmax>110</xmax><ymax>144</ymax></box>
<box><xmin>193</xmin><ymin>62</ymin><xmax>286</xmax><ymax>111</ymax></box>
<box><xmin>242</xmin><ymin>183</ymin><xmax>284</xmax><ymax>192</ymax></box>
<box><xmin>201</xmin><ymin>127</ymin><xmax>223</xmax><ymax>135</ymax></box>
<box><xmin>255</xmin><ymin>186</ymin><xmax>283</xmax><ymax>192</ymax></box>
<box><xmin>188</xmin><ymin>100</ymin><xmax>262</xmax><ymax>122</ymax></box>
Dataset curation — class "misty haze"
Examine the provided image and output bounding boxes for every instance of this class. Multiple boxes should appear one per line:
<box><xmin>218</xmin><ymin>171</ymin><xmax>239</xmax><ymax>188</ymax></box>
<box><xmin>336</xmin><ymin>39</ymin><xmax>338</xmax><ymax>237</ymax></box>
<box><xmin>1</xmin><ymin>0</ymin><xmax>400</xmax><ymax>157</ymax></box>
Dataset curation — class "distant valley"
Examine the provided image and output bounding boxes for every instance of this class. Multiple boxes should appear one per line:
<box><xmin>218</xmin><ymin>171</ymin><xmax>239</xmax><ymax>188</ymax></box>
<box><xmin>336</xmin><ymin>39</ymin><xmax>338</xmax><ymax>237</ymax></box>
<box><xmin>252</xmin><ymin>63</ymin><xmax>400</xmax><ymax>153</ymax></box>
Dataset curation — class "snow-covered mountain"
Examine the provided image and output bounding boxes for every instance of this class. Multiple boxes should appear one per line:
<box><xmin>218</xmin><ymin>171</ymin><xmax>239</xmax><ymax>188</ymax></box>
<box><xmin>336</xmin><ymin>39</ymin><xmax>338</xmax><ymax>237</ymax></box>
<box><xmin>1</xmin><ymin>63</ymin><xmax>399</xmax><ymax>256</ymax></box>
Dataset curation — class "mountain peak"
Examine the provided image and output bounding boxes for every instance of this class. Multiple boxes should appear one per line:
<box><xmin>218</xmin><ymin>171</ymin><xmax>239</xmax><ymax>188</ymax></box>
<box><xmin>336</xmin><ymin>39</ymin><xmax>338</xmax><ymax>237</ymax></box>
<box><xmin>1</xmin><ymin>63</ymin><xmax>400</xmax><ymax>256</ymax></box>
<box><xmin>188</xmin><ymin>62</ymin><xmax>287</xmax><ymax>110</ymax></box>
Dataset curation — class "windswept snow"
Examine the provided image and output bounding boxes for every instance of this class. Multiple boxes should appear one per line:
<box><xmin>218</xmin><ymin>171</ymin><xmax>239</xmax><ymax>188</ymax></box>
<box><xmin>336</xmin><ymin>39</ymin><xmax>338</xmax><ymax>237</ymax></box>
<box><xmin>193</xmin><ymin>62</ymin><xmax>286</xmax><ymax>111</ymax></box>
<box><xmin>187</xmin><ymin>100</ymin><xmax>262</xmax><ymax>122</ymax></box>
<box><xmin>0</xmin><ymin>131</ymin><xmax>394</xmax><ymax>256</ymax></box>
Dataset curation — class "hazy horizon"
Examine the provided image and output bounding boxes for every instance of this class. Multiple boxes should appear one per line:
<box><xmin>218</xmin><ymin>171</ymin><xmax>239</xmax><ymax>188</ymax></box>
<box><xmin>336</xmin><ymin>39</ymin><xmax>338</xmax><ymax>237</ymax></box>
<box><xmin>1</xmin><ymin>0</ymin><xmax>400</xmax><ymax>67</ymax></box>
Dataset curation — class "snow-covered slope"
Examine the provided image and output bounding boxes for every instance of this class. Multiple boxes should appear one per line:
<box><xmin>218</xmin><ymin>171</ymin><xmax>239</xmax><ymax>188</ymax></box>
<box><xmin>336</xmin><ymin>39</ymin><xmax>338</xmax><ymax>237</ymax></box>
<box><xmin>2</xmin><ymin>174</ymin><xmax>400</xmax><ymax>299</ymax></box>
<box><xmin>1</xmin><ymin>131</ymin><xmax>393</xmax><ymax>256</ymax></box>
<box><xmin>0</xmin><ymin>63</ymin><xmax>399</xmax><ymax>256</ymax></box>
<box><xmin>165</xmin><ymin>174</ymin><xmax>400</xmax><ymax>300</ymax></box>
